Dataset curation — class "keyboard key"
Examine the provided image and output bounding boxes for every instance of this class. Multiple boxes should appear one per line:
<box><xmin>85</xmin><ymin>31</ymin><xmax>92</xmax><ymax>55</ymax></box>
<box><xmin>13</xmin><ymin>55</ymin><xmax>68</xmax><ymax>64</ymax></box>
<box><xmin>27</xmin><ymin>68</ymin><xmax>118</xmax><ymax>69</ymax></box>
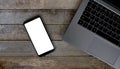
<box><xmin>104</xmin><ymin>10</ymin><xmax>109</xmax><ymax>16</ymax></box>
<box><xmin>104</xmin><ymin>22</ymin><xmax>108</xmax><ymax>27</ymax></box>
<box><xmin>90</xmin><ymin>15</ymin><xmax>95</xmax><ymax>19</ymax></box>
<box><xmin>96</xmin><ymin>7</ymin><xmax>101</xmax><ymax>11</ymax></box>
<box><xmin>78</xmin><ymin>20</ymin><xmax>84</xmax><ymax>25</ymax></box>
<box><xmin>86</xmin><ymin>7</ymin><xmax>92</xmax><ymax>12</ymax></box>
<box><xmin>113</xmin><ymin>15</ymin><xmax>117</xmax><ymax>21</ymax></box>
<box><xmin>94</xmin><ymin>22</ymin><xmax>99</xmax><ymax>27</ymax></box>
<box><xmin>100</xmin><ymin>14</ymin><xmax>105</xmax><ymax>19</ymax></box>
<box><xmin>104</xmin><ymin>17</ymin><xmax>109</xmax><ymax>22</ymax></box>
<box><xmin>116</xmin><ymin>18</ymin><xmax>120</xmax><ymax>23</ymax></box>
<box><xmin>95</xmin><ymin>17</ymin><xmax>99</xmax><ymax>22</ymax></box>
<box><xmin>95</xmin><ymin>12</ymin><xmax>101</xmax><ymax>17</ymax></box>
<box><xmin>116</xmin><ymin>25</ymin><xmax>120</xmax><ymax>29</ymax></box>
<box><xmin>116</xmin><ymin>29</ymin><xmax>120</xmax><ymax>34</ymax></box>
<box><xmin>91</xmin><ymin>4</ymin><xmax>96</xmax><ymax>9</ymax></box>
<box><xmin>106</xmin><ymin>30</ymin><xmax>112</xmax><ymax>35</ymax></box>
<box><xmin>81</xmin><ymin>16</ymin><xmax>90</xmax><ymax>22</ymax></box>
<box><xmin>91</xmin><ymin>10</ymin><xmax>96</xmax><ymax>14</ymax></box>
<box><xmin>88</xmin><ymin>25</ymin><xmax>93</xmax><ymax>30</ymax></box>
<box><xmin>90</xmin><ymin>20</ymin><xmax>94</xmax><ymax>24</ymax></box>
<box><xmin>111</xmin><ymin>32</ymin><xmax>117</xmax><ymax>37</ymax></box>
<box><xmin>112</xmin><ymin>22</ymin><xmax>117</xmax><ymax>27</ymax></box>
<box><xmin>115</xmin><ymin>35</ymin><xmax>120</xmax><ymax>40</ymax></box>
<box><xmin>92</xmin><ymin>27</ymin><xmax>97</xmax><ymax>32</ymax></box>
<box><xmin>109</xmin><ymin>14</ymin><xmax>113</xmax><ymax>18</ymax></box>
<box><xmin>102</xmin><ymin>28</ymin><xmax>108</xmax><ymax>32</ymax></box>
<box><xmin>106</xmin><ymin>24</ymin><xmax>112</xmax><ymax>29</ymax></box>
<box><xmin>109</xmin><ymin>20</ymin><xmax>113</xmax><ymax>24</ymax></box>
<box><xmin>111</xmin><ymin>27</ymin><xmax>116</xmax><ymax>32</ymax></box>
<box><xmin>83</xmin><ymin>11</ymin><xmax>91</xmax><ymax>17</ymax></box>
<box><xmin>98</xmin><ymin>25</ymin><xmax>104</xmax><ymax>30</ymax></box>
<box><xmin>83</xmin><ymin>22</ymin><xmax>88</xmax><ymax>27</ymax></box>
<box><xmin>99</xmin><ymin>20</ymin><xmax>104</xmax><ymax>25</ymax></box>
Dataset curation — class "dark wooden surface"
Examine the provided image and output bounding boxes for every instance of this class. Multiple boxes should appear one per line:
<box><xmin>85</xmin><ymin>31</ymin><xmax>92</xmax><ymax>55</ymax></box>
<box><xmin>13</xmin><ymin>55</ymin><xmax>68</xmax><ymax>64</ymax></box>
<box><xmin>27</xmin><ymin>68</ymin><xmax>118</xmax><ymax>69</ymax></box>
<box><xmin>0</xmin><ymin>0</ymin><xmax>114</xmax><ymax>69</ymax></box>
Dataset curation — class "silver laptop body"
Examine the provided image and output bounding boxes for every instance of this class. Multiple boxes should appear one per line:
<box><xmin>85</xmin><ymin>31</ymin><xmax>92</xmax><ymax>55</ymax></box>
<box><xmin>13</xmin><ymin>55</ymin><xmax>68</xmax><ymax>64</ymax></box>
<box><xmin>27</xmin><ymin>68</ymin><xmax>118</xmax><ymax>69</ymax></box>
<box><xmin>63</xmin><ymin>0</ymin><xmax>120</xmax><ymax>69</ymax></box>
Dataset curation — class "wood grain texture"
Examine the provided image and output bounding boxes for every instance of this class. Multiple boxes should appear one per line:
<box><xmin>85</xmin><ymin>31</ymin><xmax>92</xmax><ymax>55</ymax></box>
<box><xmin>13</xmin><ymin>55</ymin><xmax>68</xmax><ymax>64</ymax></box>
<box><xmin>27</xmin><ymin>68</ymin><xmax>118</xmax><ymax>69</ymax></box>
<box><xmin>0</xmin><ymin>0</ymin><xmax>81</xmax><ymax>9</ymax></box>
<box><xmin>0</xmin><ymin>41</ymin><xmax>36</xmax><ymax>56</ymax></box>
<box><xmin>0</xmin><ymin>10</ymin><xmax>75</xmax><ymax>24</ymax></box>
<box><xmin>0</xmin><ymin>25</ymin><xmax>28</xmax><ymax>40</ymax></box>
<box><xmin>44</xmin><ymin>0</ymin><xmax>81</xmax><ymax>9</ymax></box>
<box><xmin>0</xmin><ymin>0</ymin><xmax>44</xmax><ymax>9</ymax></box>
<box><xmin>0</xmin><ymin>57</ymin><xmax>113</xmax><ymax>69</ymax></box>
<box><xmin>0</xmin><ymin>25</ymin><xmax>67</xmax><ymax>41</ymax></box>
<box><xmin>0</xmin><ymin>41</ymin><xmax>87</xmax><ymax>56</ymax></box>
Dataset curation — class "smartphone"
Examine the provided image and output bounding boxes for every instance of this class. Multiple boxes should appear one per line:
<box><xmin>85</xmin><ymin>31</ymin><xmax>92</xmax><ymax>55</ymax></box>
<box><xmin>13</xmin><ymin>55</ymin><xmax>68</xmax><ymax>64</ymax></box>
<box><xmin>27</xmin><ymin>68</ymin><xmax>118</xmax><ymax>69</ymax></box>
<box><xmin>24</xmin><ymin>16</ymin><xmax>54</xmax><ymax>56</ymax></box>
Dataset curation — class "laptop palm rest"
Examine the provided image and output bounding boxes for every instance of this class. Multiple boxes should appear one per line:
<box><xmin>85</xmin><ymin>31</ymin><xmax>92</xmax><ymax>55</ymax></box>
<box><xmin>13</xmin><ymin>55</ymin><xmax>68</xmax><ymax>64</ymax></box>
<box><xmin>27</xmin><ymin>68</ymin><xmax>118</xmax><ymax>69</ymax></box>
<box><xmin>88</xmin><ymin>37</ymin><xmax>120</xmax><ymax>65</ymax></box>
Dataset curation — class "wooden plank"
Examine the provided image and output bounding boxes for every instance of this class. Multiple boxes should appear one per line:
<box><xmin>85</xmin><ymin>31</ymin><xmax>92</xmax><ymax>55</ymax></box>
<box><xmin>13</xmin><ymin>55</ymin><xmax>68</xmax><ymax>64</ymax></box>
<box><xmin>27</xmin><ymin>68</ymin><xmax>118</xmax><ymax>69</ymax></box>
<box><xmin>44</xmin><ymin>0</ymin><xmax>81</xmax><ymax>9</ymax></box>
<box><xmin>0</xmin><ymin>10</ymin><xmax>75</xmax><ymax>24</ymax></box>
<box><xmin>0</xmin><ymin>41</ymin><xmax>36</xmax><ymax>56</ymax></box>
<box><xmin>0</xmin><ymin>0</ymin><xmax>44</xmax><ymax>9</ymax></box>
<box><xmin>0</xmin><ymin>41</ymin><xmax>87</xmax><ymax>56</ymax></box>
<box><xmin>0</xmin><ymin>25</ymin><xmax>67</xmax><ymax>41</ymax></box>
<box><xmin>0</xmin><ymin>25</ymin><xmax>29</xmax><ymax>41</ymax></box>
<box><xmin>0</xmin><ymin>0</ymin><xmax>81</xmax><ymax>9</ymax></box>
<box><xmin>0</xmin><ymin>57</ymin><xmax>113</xmax><ymax>69</ymax></box>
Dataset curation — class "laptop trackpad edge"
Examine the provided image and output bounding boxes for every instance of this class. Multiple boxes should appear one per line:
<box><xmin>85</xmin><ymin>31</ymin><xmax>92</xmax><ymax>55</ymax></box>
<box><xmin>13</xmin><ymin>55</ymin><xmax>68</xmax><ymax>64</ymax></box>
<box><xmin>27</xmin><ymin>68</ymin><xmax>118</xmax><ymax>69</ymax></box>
<box><xmin>88</xmin><ymin>37</ymin><xmax>120</xmax><ymax>65</ymax></box>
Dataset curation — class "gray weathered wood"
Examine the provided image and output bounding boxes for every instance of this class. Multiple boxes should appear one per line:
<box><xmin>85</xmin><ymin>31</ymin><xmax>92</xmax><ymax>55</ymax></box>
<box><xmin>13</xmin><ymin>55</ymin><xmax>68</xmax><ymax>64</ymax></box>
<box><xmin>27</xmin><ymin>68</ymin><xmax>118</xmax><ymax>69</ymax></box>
<box><xmin>44</xmin><ymin>0</ymin><xmax>81</xmax><ymax>9</ymax></box>
<box><xmin>0</xmin><ymin>0</ymin><xmax>81</xmax><ymax>9</ymax></box>
<box><xmin>0</xmin><ymin>0</ymin><xmax>44</xmax><ymax>9</ymax></box>
<box><xmin>0</xmin><ymin>25</ymin><xmax>67</xmax><ymax>41</ymax></box>
<box><xmin>0</xmin><ymin>57</ymin><xmax>113</xmax><ymax>69</ymax></box>
<box><xmin>0</xmin><ymin>41</ymin><xmax>36</xmax><ymax>56</ymax></box>
<box><xmin>0</xmin><ymin>41</ymin><xmax>87</xmax><ymax>56</ymax></box>
<box><xmin>0</xmin><ymin>10</ymin><xmax>75</xmax><ymax>24</ymax></box>
<box><xmin>0</xmin><ymin>25</ymin><xmax>28</xmax><ymax>40</ymax></box>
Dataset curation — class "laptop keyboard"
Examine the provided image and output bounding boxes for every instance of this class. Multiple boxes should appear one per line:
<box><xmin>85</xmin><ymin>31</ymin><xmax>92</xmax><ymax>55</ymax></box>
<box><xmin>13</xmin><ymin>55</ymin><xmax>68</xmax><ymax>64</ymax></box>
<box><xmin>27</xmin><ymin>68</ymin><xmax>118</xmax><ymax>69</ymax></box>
<box><xmin>78</xmin><ymin>0</ymin><xmax>120</xmax><ymax>46</ymax></box>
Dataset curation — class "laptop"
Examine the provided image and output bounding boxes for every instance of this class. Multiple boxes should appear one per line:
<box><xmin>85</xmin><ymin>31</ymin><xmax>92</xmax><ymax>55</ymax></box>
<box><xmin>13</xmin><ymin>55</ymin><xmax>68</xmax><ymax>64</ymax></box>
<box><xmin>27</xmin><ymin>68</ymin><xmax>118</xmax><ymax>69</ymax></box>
<box><xmin>63</xmin><ymin>0</ymin><xmax>120</xmax><ymax>69</ymax></box>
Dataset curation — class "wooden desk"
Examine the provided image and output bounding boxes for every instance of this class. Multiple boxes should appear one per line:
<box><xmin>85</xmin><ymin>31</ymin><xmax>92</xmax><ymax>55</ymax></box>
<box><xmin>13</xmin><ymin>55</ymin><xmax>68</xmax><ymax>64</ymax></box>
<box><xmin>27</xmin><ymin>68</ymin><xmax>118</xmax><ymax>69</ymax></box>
<box><xmin>0</xmin><ymin>0</ymin><xmax>114</xmax><ymax>69</ymax></box>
